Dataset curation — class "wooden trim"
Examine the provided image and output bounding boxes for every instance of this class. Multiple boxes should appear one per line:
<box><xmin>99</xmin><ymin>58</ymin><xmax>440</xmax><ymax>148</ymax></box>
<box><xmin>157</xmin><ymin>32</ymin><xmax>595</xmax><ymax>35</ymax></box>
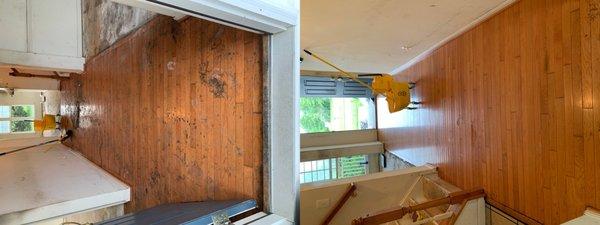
<box><xmin>321</xmin><ymin>183</ymin><xmax>356</xmax><ymax>225</ymax></box>
<box><xmin>446</xmin><ymin>199</ymin><xmax>469</xmax><ymax>225</ymax></box>
<box><xmin>9</xmin><ymin>68</ymin><xmax>70</xmax><ymax>81</ymax></box>
<box><xmin>352</xmin><ymin>188</ymin><xmax>485</xmax><ymax>225</ymax></box>
<box><xmin>486</xmin><ymin>199</ymin><xmax>542</xmax><ymax>225</ymax></box>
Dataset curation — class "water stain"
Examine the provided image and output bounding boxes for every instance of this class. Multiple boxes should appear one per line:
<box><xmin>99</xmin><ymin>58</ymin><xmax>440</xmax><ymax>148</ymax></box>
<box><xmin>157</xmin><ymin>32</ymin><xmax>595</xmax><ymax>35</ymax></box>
<box><xmin>199</xmin><ymin>63</ymin><xmax>227</xmax><ymax>98</ymax></box>
<box><xmin>150</xmin><ymin>170</ymin><xmax>161</xmax><ymax>186</ymax></box>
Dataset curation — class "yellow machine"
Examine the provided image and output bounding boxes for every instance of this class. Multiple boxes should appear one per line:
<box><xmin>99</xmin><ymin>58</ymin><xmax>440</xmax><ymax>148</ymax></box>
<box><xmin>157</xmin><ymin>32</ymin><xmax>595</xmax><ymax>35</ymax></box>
<box><xmin>303</xmin><ymin>50</ymin><xmax>418</xmax><ymax>113</ymax></box>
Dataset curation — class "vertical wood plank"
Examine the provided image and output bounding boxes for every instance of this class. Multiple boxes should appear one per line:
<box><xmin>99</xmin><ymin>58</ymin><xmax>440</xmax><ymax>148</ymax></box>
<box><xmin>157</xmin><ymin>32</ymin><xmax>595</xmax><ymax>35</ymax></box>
<box><xmin>376</xmin><ymin>0</ymin><xmax>600</xmax><ymax>223</ymax></box>
<box><xmin>60</xmin><ymin>16</ymin><xmax>264</xmax><ymax>212</ymax></box>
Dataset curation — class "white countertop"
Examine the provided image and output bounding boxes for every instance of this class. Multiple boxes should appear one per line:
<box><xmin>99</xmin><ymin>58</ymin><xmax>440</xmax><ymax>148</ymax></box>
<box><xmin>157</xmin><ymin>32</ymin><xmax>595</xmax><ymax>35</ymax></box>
<box><xmin>0</xmin><ymin>138</ymin><xmax>130</xmax><ymax>224</ymax></box>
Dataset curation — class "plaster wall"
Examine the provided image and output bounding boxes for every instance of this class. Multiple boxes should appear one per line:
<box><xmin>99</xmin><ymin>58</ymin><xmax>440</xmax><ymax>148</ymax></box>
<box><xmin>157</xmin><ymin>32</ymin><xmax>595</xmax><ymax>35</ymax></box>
<box><xmin>82</xmin><ymin>0</ymin><xmax>155</xmax><ymax>58</ymax></box>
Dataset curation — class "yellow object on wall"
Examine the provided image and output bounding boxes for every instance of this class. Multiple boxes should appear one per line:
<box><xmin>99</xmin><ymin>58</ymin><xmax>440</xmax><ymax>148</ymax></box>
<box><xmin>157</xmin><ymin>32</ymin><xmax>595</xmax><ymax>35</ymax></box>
<box><xmin>34</xmin><ymin>115</ymin><xmax>57</xmax><ymax>132</ymax></box>
<box><xmin>34</xmin><ymin>120</ymin><xmax>45</xmax><ymax>132</ymax></box>
<box><xmin>303</xmin><ymin>49</ymin><xmax>414</xmax><ymax>113</ymax></box>
<box><xmin>371</xmin><ymin>74</ymin><xmax>411</xmax><ymax>113</ymax></box>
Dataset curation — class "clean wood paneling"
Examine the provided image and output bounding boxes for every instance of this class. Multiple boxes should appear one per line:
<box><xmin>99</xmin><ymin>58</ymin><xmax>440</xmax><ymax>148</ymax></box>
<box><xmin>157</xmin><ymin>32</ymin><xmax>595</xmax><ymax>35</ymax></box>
<box><xmin>377</xmin><ymin>0</ymin><xmax>600</xmax><ymax>224</ymax></box>
<box><xmin>60</xmin><ymin>16</ymin><xmax>263</xmax><ymax>212</ymax></box>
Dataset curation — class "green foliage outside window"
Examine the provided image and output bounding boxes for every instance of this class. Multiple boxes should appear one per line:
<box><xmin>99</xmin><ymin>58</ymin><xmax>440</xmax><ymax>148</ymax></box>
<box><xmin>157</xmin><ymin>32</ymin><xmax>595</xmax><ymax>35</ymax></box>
<box><xmin>6</xmin><ymin>105</ymin><xmax>34</xmax><ymax>133</ymax></box>
<box><xmin>11</xmin><ymin>105</ymin><xmax>33</xmax><ymax>117</ymax></box>
<box><xmin>300</xmin><ymin>97</ymin><xmax>331</xmax><ymax>133</ymax></box>
<box><xmin>11</xmin><ymin>121</ymin><xmax>33</xmax><ymax>132</ymax></box>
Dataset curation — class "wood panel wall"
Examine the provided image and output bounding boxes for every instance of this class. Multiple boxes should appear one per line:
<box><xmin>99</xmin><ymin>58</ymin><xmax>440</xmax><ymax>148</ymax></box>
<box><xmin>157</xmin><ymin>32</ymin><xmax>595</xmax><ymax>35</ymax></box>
<box><xmin>377</xmin><ymin>0</ymin><xmax>600</xmax><ymax>224</ymax></box>
<box><xmin>60</xmin><ymin>16</ymin><xmax>264</xmax><ymax>212</ymax></box>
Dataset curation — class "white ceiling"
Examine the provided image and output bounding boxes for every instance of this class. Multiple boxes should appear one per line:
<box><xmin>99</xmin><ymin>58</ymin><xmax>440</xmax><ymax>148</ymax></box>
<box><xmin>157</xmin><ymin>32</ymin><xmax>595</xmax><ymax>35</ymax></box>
<box><xmin>301</xmin><ymin>0</ymin><xmax>513</xmax><ymax>74</ymax></box>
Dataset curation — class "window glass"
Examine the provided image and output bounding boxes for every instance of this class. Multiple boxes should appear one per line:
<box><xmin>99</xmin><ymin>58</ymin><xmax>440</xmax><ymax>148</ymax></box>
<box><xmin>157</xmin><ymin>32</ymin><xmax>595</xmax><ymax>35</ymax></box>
<box><xmin>300</xmin><ymin>97</ymin><xmax>375</xmax><ymax>133</ymax></box>
<box><xmin>11</xmin><ymin>105</ymin><xmax>34</xmax><ymax>118</ymax></box>
<box><xmin>300</xmin><ymin>155</ymin><xmax>368</xmax><ymax>184</ymax></box>
<box><xmin>0</xmin><ymin>121</ymin><xmax>9</xmax><ymax>133</ymax></box>
<box><xmin>0</xmin><ymin>106</ymin><xmax>9</xmax><ymax>118</ymax></box>
<box><xmin>11</xmin><ymin>121</ymin><xmax>33</xmax><ymax>133</ymax></box>
<box><xmin>0</xmin><ymin>105</ymin><xmax>35</xmax><ymax>134</ymax></box>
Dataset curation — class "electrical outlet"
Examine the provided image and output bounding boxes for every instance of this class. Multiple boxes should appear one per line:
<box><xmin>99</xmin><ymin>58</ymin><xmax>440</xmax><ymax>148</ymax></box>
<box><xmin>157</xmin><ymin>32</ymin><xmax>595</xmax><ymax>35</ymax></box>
<box><xmin>316</xmin><ymin>198</ymin><xmax>330</xmax><ymax>208</ymax></box>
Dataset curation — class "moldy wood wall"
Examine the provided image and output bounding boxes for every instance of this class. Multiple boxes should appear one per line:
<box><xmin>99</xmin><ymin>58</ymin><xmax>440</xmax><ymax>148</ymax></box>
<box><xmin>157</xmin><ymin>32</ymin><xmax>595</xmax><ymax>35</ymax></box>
<box><xmin>60</xmin><ymin>16</ymin><xmax>264</xmax><ymax>212</ymax></box>
<box><xmin>378</xmin><ymin>0</ymin><xmax>600</xmax><ymax>224</ymax></box>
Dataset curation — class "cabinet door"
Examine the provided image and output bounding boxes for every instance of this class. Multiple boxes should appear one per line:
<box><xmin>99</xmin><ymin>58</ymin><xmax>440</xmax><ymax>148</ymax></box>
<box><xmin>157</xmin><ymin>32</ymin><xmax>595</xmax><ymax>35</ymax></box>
<box><xmin>0</xmin><ymin>0</ymin><xmax>27</xmax><ymax>52</ymax></box>
<box><xmin>29</xmin><ymin>0</ymin><xmax>81</xmax><ymax>57</ymax></box>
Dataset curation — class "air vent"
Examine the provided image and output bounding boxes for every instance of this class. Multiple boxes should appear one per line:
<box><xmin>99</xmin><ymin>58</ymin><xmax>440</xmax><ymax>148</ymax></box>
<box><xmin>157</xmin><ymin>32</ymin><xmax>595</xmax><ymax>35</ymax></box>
<box><xmin>301</xmin><ymin>76</ymin><xmax>372</xmax><ymax>97</ymax></box>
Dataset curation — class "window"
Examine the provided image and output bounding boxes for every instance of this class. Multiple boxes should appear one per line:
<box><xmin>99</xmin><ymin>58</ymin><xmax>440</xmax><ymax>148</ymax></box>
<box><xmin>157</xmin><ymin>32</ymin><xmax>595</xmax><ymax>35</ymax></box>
<box><xmin>0</xmin><ymin>105</ymin><xmax>35</xmax><ymax>134</ymax></box>
<box><xmin>300</xmin><ymin>97</ymin><xmax>376</xmax><ymax>133</ymax></box>
<box><xmin>300</xmin><ymin>76</ymin><xmax>377</xmax><ymax>133</ymax></box>
<box><xmin>300</xmin><ymin>155</ymin><xmax>368</xmax><ymax>183</ymax></box>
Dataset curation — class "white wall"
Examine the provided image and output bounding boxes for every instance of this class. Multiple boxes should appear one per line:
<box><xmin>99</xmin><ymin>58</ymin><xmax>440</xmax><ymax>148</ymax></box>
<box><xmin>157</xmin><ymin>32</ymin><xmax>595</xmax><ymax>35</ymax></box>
<box><xmin>563</xmin><ymin>209</ymin><xmax>600</xmax><ymax>225</ymax></box>
<box><xmin>258</xmin><ymin>0</ymin><xmax>298</xmax><ymax>13</ymax></box>
<box><xmin>0</xmin><ymin>91</ymin><xmax>44</xmax><ymax>120</ymax></box>
<box><xmin>0</xmin><ymin>67</ymin><xmax>60</xmax><ymax>90</ymax></box>
<box><xmin>267</xmin><ymin>0</ymin><xmax>300</xmax><ymax>221</ymax></box>
<box><xmin>300</xmin><ymin>166</ymin><xmax>436</xmax><ymax>225</ymax></box>
<box><xmin>42</xmin><ymin>90</ymin><xmax>61</xmax><ymax>115</ymax></box>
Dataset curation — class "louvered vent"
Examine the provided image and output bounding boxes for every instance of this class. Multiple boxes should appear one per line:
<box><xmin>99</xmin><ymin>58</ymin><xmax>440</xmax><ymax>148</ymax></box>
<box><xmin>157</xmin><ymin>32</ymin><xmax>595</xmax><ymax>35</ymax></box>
<box><xmin>300</xmin><ymin>76</ymin><xmax>372</xmax><ymax>97</ymax></box>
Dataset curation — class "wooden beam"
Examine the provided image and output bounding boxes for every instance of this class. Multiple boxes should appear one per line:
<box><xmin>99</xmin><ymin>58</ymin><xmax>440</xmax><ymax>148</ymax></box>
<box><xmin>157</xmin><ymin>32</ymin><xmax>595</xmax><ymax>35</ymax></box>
<box><xmin>321</xmin><ymin>183</ymin><xmax>356</xmax><ymax>225</ymax></box>
<box><xmin>9</xmin><ymin>68</ymin><xmax>70</xmax><ymax>81</ymax></box>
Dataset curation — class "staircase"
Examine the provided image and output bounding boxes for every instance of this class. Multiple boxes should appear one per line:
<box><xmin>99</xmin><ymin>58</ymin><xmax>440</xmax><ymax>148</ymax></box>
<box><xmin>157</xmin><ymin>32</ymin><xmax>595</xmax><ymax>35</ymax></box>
<box><xmin>300</xmin><ymin>165</ymin><xmax>485</xmax><ymax>225</ymax></box>
<box><xmin>381</xmin><ymin>174</ymin><xmax>484</xmax><ymax>225</ymax></box>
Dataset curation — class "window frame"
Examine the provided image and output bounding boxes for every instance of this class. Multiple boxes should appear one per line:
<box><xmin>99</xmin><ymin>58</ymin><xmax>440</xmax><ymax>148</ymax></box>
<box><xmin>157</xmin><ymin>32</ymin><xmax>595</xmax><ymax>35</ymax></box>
<box><xmin>300</xmin><ymin>154</ymin><xmax>369</xmax><ymax>184</ymax></box>
<box><xmin>0</xmin><ymin>104</ymin><xmax>36</xmax><ymax>134</ymax></box>
<box><xmin>299</xmin><ymin>96</ymin><xmax>377</xmax><ymax>134</ymax></box>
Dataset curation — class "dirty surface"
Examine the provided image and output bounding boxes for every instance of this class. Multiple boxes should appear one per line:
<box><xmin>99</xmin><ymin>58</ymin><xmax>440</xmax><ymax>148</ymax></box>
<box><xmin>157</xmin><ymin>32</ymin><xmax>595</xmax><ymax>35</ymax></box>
<box><xmin>82</xmin><ymin>0</ymin><xmax>156</xmax><ymax>58</ymax></box>
<box><xmin>199</xmin><ymin>63</ymin><xmax>227</xmax><ymax>98</ymax></box>
<box><xmin>61</xmin><ymin>16</ymin><xmax>264</xmax><ymax>213</ymax></box>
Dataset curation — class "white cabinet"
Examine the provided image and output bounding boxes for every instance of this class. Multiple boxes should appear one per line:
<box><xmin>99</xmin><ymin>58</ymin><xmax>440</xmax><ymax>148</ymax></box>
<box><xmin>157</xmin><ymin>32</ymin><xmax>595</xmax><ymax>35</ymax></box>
<box><xmin>0</xmin><ymin>0</ymin><xmax>84</xmax><ymax>72</ymax></box>
<box><xmin>0</xmin><ymin>1</ymin><xmax>27</xmax><ymax>52</ymax></box>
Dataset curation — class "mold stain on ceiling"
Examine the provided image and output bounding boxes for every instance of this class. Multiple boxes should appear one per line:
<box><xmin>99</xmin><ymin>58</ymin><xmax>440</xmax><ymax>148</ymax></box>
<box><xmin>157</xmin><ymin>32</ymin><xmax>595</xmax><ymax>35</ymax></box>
<box><xmin>300</xmin><ymin>0</ymin><xmax>514</xmax><ymax>74</ymax></box>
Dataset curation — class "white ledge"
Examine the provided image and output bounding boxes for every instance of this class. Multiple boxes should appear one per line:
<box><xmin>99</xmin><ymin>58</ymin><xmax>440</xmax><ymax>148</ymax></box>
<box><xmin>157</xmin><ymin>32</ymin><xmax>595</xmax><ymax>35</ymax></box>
<box><xmin>0</xmin><ymin>139</ymin><xmax>130</xmax><ymax>225</ymax></box>
<box><xmin>300</xmin><ymin>141</ymin><xmax>384</xmax><ymax>161</ymax></box>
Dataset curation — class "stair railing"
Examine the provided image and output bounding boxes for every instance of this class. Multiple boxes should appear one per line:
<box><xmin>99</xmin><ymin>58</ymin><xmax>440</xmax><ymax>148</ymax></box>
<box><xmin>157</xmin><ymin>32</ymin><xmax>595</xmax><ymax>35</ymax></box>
<box><xmin>321</xmin><ymin>183</ymin><xmax>357</xmax><ymax>225</ymax></box>
<box><xmin>352</xmin><ymin>188</ymin><xmax>485</xmax><ymax>225</ymax></box>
